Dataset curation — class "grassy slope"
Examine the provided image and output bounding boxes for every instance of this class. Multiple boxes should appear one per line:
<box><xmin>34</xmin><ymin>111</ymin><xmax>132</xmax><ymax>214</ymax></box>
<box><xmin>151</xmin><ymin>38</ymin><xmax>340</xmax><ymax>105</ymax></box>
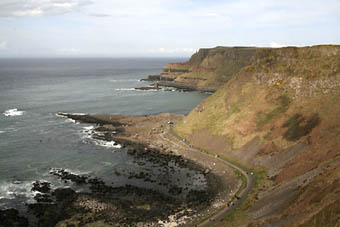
<box><xmin>174</xmin><ymin>45</ymin><xmax>340</xmax><ymax>226</ymax></box>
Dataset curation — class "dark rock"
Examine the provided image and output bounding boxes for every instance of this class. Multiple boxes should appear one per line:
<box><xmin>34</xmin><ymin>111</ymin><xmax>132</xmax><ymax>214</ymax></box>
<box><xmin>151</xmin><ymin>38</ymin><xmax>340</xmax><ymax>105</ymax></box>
<box><xmin>135</xmin><ymin>86</ymin><xmax>161</xmax><ymax>91</ymax></box>
<box><xmin>50</xmin><ymin>168</ymin><xmax>87</xmax><ymax>184</ymax></box>
<box><xmin>32</xmin><ymin>181</ymin><xmax>51</xmax><ymax>193</ymax></box>
<box><xmin>53</xmin><ymin>188</ymin><xmax>76</xmax><ymax>203</ymax></box>
<box><xmin>168</xmin><ymin>186</ymin><xmax>182</xmax><ymax>196</ymax></box>
<box><xmin>0</xmin><ymin>209</ymin><xmax>28</xmax><ymax>227</ymax></box>
<box><xmin>34</xmin><ymin>193</ymin><xmax>53</xmax><ymax>203</ymax></box>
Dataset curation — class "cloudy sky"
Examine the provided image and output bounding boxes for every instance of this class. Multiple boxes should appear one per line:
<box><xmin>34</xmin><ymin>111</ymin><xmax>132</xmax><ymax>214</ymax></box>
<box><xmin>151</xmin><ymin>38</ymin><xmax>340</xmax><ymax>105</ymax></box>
<box><xmin>0</xmin><ymin>0</ymin><xmax>339</xmax><ymax>57</ymax></box>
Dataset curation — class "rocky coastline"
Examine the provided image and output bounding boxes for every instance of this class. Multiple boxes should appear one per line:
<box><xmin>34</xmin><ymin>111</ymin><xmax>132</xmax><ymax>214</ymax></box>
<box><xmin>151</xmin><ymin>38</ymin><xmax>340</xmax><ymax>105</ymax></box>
<box><xmin>1</xmin><ymin>112</ymin><xmax>234</xmax><ymax>226</ymax></box>
<box><xmin>138</xmin><ymin>75</ymin><xmax>216</xmax><ymax>93</ymax></box>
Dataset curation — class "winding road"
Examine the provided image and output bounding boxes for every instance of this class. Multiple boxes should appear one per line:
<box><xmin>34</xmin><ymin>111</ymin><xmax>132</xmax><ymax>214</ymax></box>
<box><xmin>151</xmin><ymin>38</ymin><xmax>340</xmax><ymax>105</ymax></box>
<box><xmin>166</xmin><ymin>125</ymin><xmax>254</xmax><ymax>227</ymax></box>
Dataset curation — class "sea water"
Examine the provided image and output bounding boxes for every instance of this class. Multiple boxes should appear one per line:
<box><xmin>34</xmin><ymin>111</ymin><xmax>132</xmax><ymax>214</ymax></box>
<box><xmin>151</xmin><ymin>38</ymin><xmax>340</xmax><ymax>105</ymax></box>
<box><xmin>0</xmin><ymin>58</ymin><xmax>208</xmax><ymax>211</ymax></box>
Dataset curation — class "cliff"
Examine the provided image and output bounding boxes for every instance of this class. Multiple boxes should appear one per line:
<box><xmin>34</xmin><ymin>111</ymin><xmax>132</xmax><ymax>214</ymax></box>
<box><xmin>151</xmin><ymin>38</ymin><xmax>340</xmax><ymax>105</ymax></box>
<box><xmin>174</xmin><ymin>45</ymin><xmax>340</xmax><ymax>226</ymax></box>
<box><xmin>154</xmin><ymin>46</ymin><xmax>261</xmax><ymax>91</ymax></box>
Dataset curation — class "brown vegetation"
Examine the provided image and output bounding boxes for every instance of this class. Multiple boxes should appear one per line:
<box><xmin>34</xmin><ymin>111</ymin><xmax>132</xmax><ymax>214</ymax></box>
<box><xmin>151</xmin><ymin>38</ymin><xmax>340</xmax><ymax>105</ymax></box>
<box><xmin>174</xmin><ymin>45</ymin><xmax>340</xmax><ymax>226</ymax></box>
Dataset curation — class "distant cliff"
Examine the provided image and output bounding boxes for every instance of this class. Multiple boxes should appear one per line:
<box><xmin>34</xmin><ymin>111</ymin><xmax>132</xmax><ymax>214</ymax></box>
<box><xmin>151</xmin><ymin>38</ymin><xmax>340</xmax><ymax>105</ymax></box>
<box><xmin>174</xmin><ymin>45</ymin><xmax>340</xmax><ymax>226</ymax></box>
<box><xmin>152</xmin><ymin>46</ymin><xmax>261</xmax><ymax>91</ymax></box>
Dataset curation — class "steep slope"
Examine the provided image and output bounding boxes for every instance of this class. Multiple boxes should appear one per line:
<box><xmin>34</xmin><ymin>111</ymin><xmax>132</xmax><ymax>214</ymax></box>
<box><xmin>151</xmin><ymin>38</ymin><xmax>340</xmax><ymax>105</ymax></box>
<box><xmin>159</xmin><ymin>46</ymin><xmax>260</xmax><ymax>91</ymax></box>
<box><xmin>174</xmin><ymin>45</ymin><xmax>340</xmax><ymax>226</ymax></box>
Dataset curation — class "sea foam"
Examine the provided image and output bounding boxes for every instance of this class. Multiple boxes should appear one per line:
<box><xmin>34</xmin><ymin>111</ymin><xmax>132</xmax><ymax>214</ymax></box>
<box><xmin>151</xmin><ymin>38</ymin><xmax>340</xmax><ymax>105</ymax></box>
<box><xmin>115</xmin><ymin>88</ymin><xmax>136</xmax><ymax>91</ymax></box>
<box><xmin>0</xmin><ymin>181</ymin><xmax>36</xmax><ymax>201</ymax></box>
<box><xmin>110</xmin><ymin>79</ymin><xmax>139</xmax><ymax>82</ymax></box>
<box><xmin>81</xmin><ymin>126</ymin><xmax>121</xmax><ymax>149</ymax></box>
<box><xmin>3</xmin><ymin>108</ymin><xmax>25</xmax><ymax>117</ymax></box>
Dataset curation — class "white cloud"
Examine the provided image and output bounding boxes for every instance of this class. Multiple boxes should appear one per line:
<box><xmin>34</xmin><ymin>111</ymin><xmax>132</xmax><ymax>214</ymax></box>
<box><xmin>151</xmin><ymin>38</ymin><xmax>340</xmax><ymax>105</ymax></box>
<box><xmin>13</xmin><ymin>9</ymin><xmax>44</xmax><ymax>17</ymax></box>
<box><xmin>0</xmin><ymin>41</ymin><xmax>8</xmax><ymax>50</ymax></box>
<box><xmin>0</xmin><ymin>0</ymin><xmax>92</xmax><ymax>17</ymax></box>
<box><xmin>269</xmin><ymin>42</ymin><xmax>285</xmax><ymax>48</ymax></box>
<box><xmin>148</xmin><ymin>48</ymin><xmax>196</xmax><ymax>54</ymax></box>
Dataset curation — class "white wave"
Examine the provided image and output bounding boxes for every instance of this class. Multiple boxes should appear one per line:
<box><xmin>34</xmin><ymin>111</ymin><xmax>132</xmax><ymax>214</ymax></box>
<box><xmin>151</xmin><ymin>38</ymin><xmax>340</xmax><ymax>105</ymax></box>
<box><xmin>115</xmin><ymin>88</ymin><xmax>136</xmax><ymax>91</ymax></box>
<box><xmin>93</xmin><ymin>140</ymin><xmax>122</xmax><ymax>149</ymax></box>
<box><xmin>135</xmin><ymin>89</ymin><xmax>159</xmax><ymax>92</ymax></box>
<box><xmin>110</xmin><ymin>79</ymin><xmax>139</xmax><ymax>82</ymax></box>
<box><xmin>71</xmin><ymin>113</ymin><xmax>87</xmax><ymax>116</ymax></box>
<box><xmin>101</xmin><ymin>161</ymin><xmax>114</xmax><ymax>166</ymax></box>
<box><xmin>3</xmin><ymin>108</ymin><xmax>25</xmax><ymax>117</ymax></box>
<box><xmin>83</xmin><ymin>126</ymin><xmax>94</xmax><ymax>130</ymax></box>
<box><xmin>79</xmin><ymin>125</ymin><xmax>121</xmax><ymax>150</ymax></box>
<box><xmin>56</xmin><ymin>112</ymin><xmax>87</xmax><ymax>117</ymax></box>
<box><xmin>0</xmin><ymin>131</ymin><xmax>5</xmax><ymax>134</ymax></box>
<box><xmin>0</xmin><ymin>181</ymin><xmax>35</xmax><ymax>201</ymax></box>
<box><xmin>66</xmin><ymin>118</ymin><xmax>76</xmax><ymax>123</ymax></box>
<box><xmin>56</xmin><ymin>112</ymin><xmax>68</xmax><ymax>117</ymax></box>
<box><xmin>49</xmin><ymin>168</ymin><xmax>90</xmax><ymax>176</ymax></box>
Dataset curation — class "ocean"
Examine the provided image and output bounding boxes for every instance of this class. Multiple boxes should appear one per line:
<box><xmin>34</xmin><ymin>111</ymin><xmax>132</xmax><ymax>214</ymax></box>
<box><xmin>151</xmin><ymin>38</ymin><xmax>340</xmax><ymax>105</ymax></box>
<box><xmin>0</xmin><ymin>58</ymin><xmax>209</xmax><ymax>212</ymax></box>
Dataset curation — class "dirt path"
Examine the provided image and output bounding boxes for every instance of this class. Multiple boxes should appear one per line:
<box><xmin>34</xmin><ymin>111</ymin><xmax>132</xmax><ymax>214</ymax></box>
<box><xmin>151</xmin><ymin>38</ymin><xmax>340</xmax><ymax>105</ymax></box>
<box><xmin>166</xmin><ymin>126</ymin><xmax>254</xmax><ymax>226</ymax></box>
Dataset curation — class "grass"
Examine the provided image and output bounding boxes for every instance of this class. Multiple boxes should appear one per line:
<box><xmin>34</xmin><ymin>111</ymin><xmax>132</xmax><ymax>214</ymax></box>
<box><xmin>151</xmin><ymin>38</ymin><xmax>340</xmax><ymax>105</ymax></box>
<box><xmin>172</xmin><ymin>45</ymin><xmax>340</xmax><ymax>226</ymax></box>
<box><xmin>233</xmin><ymin>169</ymin><xmax>247</xmax><ymax>196</ymax></box>
<box><xmin>174</xmin><ymin>87</ymin><xmax>229</xmax><ymax>135</ymax></box>
<box><xmin>174</xmin><ymin>117</ymin><xmax>273</xmax><ymax>227</ymax></box>
<box><xmin>222</xmin><ymin>168</ymin><xmax>268</xmax><ymax>226</ymax></box>
<box><xmin>256</xmin><ymin>94</ymin><xmax>290</xmax><ymax>127</ymax></box>
<box><xmin>253</xmin><ymin>46</ymin><xmax>340</xmax><ymax>79</ymax></box>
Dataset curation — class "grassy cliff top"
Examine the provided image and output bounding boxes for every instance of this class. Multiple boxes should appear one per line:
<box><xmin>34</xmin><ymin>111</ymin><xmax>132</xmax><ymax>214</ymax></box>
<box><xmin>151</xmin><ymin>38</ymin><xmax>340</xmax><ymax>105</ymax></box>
<box><xmin>248</xmin><ymin>45</ymin><xmax>340</xmax><ymax>79</ymax></box>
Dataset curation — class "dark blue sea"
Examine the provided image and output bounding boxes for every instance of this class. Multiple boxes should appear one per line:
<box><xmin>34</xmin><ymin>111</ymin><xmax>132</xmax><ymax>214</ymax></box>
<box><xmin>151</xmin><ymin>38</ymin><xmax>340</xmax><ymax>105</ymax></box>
<box><xmin>0</xmin><ymin>58</ymin><xmax>208</xmax><ymax>211</ymax></box>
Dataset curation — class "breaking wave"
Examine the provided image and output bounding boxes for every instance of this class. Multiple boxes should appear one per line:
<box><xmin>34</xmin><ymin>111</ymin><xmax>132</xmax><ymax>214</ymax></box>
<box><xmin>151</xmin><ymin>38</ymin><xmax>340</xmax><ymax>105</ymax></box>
<box><xmin>3</xmin><ymin>109</ymin><xmax>25</xmax><ymax>117</ymax></box>
<box><xmin>0</xmin><ymin>181</ymin><xmax>36</xmax><ymax>201</ymax></box>
<box><xmin>110</xmin><ymin>79</ymin><xmax>139</xmax><ymax>82</ymax></box>
<box><xmin>81</xmin><ymin>125</ymin><xmax>121</xmax><ymax>149</ymax></box>
<box><xmin>115</xmin><ymin>88</ymin><xmax>136</xmax><ymax>91</ymax></box>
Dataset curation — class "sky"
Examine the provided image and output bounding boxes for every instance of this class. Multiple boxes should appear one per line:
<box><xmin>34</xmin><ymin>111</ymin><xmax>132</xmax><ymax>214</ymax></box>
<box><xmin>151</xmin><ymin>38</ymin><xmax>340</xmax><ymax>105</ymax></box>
<box><xmin>0</xmin><ymin>0</ymin><xmax>339</xmax><ymax>57</ymax></box>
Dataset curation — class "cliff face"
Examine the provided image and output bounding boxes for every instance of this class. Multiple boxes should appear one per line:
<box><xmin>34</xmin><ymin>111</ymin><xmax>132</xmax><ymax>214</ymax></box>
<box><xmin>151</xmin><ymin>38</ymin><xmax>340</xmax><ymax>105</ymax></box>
<box><xmin>160</xmin><ymin>46</ymin><xmax>260</xmax><ymax>91</ymax></box>
<box><xmin>174</xmin><ymin>45</ymin><xmax>340</xmax><ymax>226</ymax></box>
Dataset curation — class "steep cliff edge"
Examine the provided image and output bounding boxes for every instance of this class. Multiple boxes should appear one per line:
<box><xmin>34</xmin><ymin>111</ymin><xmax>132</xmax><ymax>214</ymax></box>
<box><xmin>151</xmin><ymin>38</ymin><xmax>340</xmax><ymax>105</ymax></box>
<box><xmin>174</xmin><ymin>45</ymin><xmax>340</xmax><ymax>226</ymax></box>
<box><xmin>152</xmin><ymin>46</ymin><xmax>261</xmax><ymax>91</ymax></box>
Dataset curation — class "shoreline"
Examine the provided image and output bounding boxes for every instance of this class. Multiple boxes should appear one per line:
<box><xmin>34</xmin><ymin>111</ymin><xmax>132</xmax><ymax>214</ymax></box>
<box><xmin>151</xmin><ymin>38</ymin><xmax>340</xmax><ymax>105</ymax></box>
<box><xmin>63</xmin><ymin>112</ymin><xmax>241</xmax><ymax>226</ymax></box>
<box><xmin>138</xmin><ymin>75</ymin><xmax>216</xmax><ymax>93</ymax></box>
<box><xmin>1</xmin><ymin>112</ymin><xmax>239</xmax><ymax>227</ymax></box>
